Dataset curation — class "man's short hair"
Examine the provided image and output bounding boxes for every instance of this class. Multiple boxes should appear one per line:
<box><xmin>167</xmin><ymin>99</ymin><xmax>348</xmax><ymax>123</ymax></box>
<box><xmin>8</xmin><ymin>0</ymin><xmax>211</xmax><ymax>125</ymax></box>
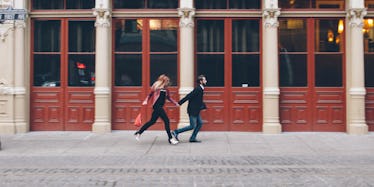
<box><xmin>197</xmin><ymin>75</ymin><xmax>205</xmax><ymax>83</ymax></box>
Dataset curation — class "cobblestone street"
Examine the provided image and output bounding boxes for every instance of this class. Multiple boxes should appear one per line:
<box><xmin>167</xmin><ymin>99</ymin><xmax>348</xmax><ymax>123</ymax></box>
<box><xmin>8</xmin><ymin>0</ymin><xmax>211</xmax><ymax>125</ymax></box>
<box><xmin>1</xmin><ymin>131</ymin><xmax>374</xmax><ymax>186</ymax></box>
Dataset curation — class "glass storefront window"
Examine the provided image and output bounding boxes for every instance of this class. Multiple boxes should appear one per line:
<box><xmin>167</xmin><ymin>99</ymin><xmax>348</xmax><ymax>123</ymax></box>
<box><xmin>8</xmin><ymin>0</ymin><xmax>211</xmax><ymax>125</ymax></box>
<box><xmin>279</xmin><ymin>0</ymin><xmax>344</xmax><ymax>9</ymax></box>
<box><xmin>315</xmin><ymin>19</ymin><xmax>343</xmax><ymax>87</ymax></box>
<box><xmin>364</xmin><ymin>18</ymin><xmax>374</xmax><ymax>87</ymax></box>
<box><xmin>34</xmin><ymin>20</ymin><xmax>60</xmax><ymax>52</ymax></box>
<box><xmin>32</xmin><ymin>0</ymin><xmax>94</xmax><ymax>9</ymax></box>
<box><xmin>115</xmin><ymin>55</ymin><xmax>142</xmax><ymax>86</ymax></box>
<box><xmin>150</xmin><ymin>19</ymin><xmax>178</xmax><ymax>52</ymax></box>
<box><xmin>115</xmin><ymin>19</ymin><xmax>143</xmax><ymax>52</ymax></box>
<box><xmin>279</xmin><ymin>19</ymin><xmax>307</xmax><ymax>87</ymax></box>
<box><xmin>195</xmin><ymin>0</ymin><xmax>260</xmax><ymax>9</ymax></box>
<box><xmin>232</xmin><ymin>20</ymin><xmax>260</xmax><ymax>87</ymax></box>
<box><xmin>150</xmin><ymin>55</ymin><xmax>178</xmax><ymax>86</ymax></box>
<box><xmin>197</xmin><ymin>20</ymin><xmax>224</xmax><ymax>87</ymax></box>
<box><xmin>114</xmin><ymin>0</ymin><xmax>178</xmax><ymax>9</ymax></box>
<box><xmin>68</xmin><ymin>21</ymin><xmax>96</xmax><ymax>87</ymax></box>
<box><xmin>33</xmin><ymin>55</ymin><xmax>61</xmax><ymax>87</ymax></box>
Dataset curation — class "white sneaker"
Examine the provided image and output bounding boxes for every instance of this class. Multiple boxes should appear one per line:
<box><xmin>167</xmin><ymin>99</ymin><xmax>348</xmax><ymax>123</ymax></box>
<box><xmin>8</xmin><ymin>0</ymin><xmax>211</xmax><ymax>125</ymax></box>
<box><xmin>169</xmin><ymin>138</ymin><xmax>179</xmax><ymax>145</ymax></box>
<box><xmin>135</xmin><ymin>134</ymin><xmax>140</xmax><ymax>142</ymax></box>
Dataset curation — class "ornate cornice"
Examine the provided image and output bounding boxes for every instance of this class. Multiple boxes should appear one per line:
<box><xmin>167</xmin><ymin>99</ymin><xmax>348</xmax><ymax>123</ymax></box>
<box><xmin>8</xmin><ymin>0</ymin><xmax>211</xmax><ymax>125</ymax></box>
<box><xmin>178</xmin><ymin>8</ymin><xmax>195</xmax><ymax>28</ymax></box>
<box><xmin>93</xmin><ymin>8</ymin><xmax>111</xmax><ymax>28</ymax></box>
<box><xmin>263</xmin><ymin>8</ymin><xmax>280</xmax><ymax>28</ymax></box>
<box><xmin>347</xmin><ymin>8</ymin><xmax>367</xmax><ymax>28</ymax></box>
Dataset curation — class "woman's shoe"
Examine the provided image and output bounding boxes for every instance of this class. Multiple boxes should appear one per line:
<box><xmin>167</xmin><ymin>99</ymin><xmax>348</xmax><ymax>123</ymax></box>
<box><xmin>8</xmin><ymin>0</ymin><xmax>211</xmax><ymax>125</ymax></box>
<box><xmin>168</xmin><ymin>138</ymin><xmax>179</xmax><ymax>145</ymax></box>
<box><xmin>134</xmin><ymin>131</ymin><xmax>141</xmax><ymax>141</ymax></box>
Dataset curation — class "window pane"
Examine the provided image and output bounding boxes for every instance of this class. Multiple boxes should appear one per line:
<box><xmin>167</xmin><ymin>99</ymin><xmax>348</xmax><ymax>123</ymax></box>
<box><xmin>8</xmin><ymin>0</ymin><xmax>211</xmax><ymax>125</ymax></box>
<box><xmin>279</xmin><ymin>0</ymin><xmax>309</xmax><ymax>8</ymax></box>
<box><xmin>232</xmin><ymin>55</ymin><xmax>259</xmax><ymax>87</ymax></box>
<box><xmin>114</xmin><ymin>0</ymin><xmax>145</xmax><ymax>9</ymax></box>
<box><xmin>315</xmin><ymin>54</ymin><xmax>342</xmax><ymax>87</ymax></box>
<box><xmin>316</xmin><ymin>19</ymin><xmax>344</xmax><ymax>52</ymax></box>
<box><xmin>279</xmin><ymin>19</ymin><xmax>307</xmax><ymax>52</ymax></box>
<box><xmin>279</xmin><ymin>0</ymin><xmax>344</xmax><ymax>9</ymax></box>
<box><xmin>150</xmin><ymin>55</ymin><xmax>177</xmax><ymax>86</ymax></box>
<box><xmin>148</xmin><ymin>0</ymin><xmax>178</xmax><ymax>8</ymax></box>
<box><xmin>34</xmin><ymin>20</ymin><xmax>60</xmax><ymax>52</ymax></box>
<box><xmin>229</xmin><ymin>0</ymin><xmax>260</xmax><ymax>9</ymax></box>
<box><xmin>197</xmin><ymin>20</ymin><xmax>224</xmax><ymax>52</ymax></box>
<box><xmin>279</xmin><ymin>54</ymin><xmax>307</xmax><ymax>87</ymax></box>
<box><xmin>33</xmin><ymin>54</ymin><xmax>60</xmax><ymax>87</ymax></box>
<box><xmin>68</xmin><ymin>55</ymin><xmax>95</xmax><ymax>87</ymax></box>
<box><xmin>32</xmin><ymin>0</ymin><xmax>63</xmax><ymax>9</ymax></box>
<box><xmin>115</xmin><ymin>55</ymin><xmax>142</xmax><ymax>86</ymax></box>
<box><xmin>364</xmin><ymin>19</ymin><xmax>374</xmax><ymax>52</ymax></box>
<box><xmin>195</xmin><ymin>0</ymin><xmax>226</xmax><ymax>9</ymax></box>
<box><xmin>232</xmin><ymin>20</ymin><xmax>259</xmax><ymax>52</ymax></box>
<box><xmin>197</xmin><ymin>54</ymin><xmax>224</xmax><ymax>87</ymax></box>
<box><xmin>150</xmin><ymin>19</ymin><xmax>178</xmax><ymax>52</ymax></box>
<box><xmin>69</xmin><ymin>21</ymin><xmax>95</xmax><ymax>52</ymax></box>
<box><xmin>365</xmin><ymin>54</ymin><xmax>374</xmax><ymax>87</ymax></box>
<box><xmin>66</xmin><ymin>0</ymin><xmax>95</xmax><ymax>9</ymax></box>
<box><xmin>115</xmin><ymin>19</ymin><xmax>143</xmax><ymax>52</ymax></box>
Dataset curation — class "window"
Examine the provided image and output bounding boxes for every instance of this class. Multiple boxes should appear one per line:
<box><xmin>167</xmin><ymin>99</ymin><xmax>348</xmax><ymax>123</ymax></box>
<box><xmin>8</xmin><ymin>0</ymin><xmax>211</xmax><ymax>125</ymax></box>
<box><xmin>279</xmin><ymin>0</ymin><xmax>344</xmax><ymax>9</ymax></box>
<box><xmin>364</xmin><ymin>18</ymin><xmax>374</xmax><ymax>87</ymax></box>
<box><xmin>195</xmin><ymin>0</ymin><xmax>260</xmax><ymax>9</ymax></box>
<box><xmin>232</xmin><ymin>20</ymin><xmax>260</xmax><ymax>87</ymax></box>
<box><xmin>114</xmin><ymin>0</ymin><xmax>178</xmax><ymax>9</ymax></box>
<box><xmin>197</xmin><ymin>20</ymin><xmax>224</xmax><ymax>87</ymax></box>
<box><xmin>33</xmin><ymin>20</ymin><xmax>61</xmax><ymax>87</ymax></box>
<box><xmin>32</xmin><ymin>0</ymin><xmax>95</xmax><ymax>10</ymax></box>
<box><xmin>68</xmin><ymin>21</ymin><xmax>96</xmax><ymax>87</ymax></box>
<box><xmin>279</xmin><ymin>19</ymin><xmax>307</xmax><ymax>87</ymax></box>
<box><xmin>315</xmin><ymin>19</ymin><xmax>343</xmax><ymax>87</ymax></box>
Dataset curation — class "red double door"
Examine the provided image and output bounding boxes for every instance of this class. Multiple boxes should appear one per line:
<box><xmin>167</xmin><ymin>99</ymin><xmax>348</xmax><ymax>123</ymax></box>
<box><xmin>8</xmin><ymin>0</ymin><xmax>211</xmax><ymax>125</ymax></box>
<box><xmin>30</xmin><ymin>19</ymin><xmax>95</xmax><ymax>131</ymax></box>
<box><xmin>279</xmin><ymin>18</ymin><xmax>346</xmax><ymax>132</ymax></box>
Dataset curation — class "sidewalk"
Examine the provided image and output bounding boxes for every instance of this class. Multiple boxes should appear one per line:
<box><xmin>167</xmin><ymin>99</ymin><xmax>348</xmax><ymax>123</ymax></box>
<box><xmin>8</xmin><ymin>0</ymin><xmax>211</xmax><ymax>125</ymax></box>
<box><xmin>1</xmin><ymin>131</ymin><xmax>374</xmax><ymax>187</ymax></box>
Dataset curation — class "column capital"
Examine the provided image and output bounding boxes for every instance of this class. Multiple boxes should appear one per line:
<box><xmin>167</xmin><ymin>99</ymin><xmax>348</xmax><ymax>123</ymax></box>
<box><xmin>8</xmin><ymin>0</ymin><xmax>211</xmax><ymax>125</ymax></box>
<box><xmin>93</xmin><ymin>8</ymin><xmax>111</xmax><ymax>28</ymax></box>
<box><xmin>263</xmin><ymin>8</ymin><xmax>280</xmax><ymax>28</ymax></box>
<box><xmin>14</xmin><ymin>20</ymin><xmax>26</xmax><ymax>29</ymax></box>
<box><xmin>178</xmin><ymin>8</ymin><xmax>195</xmax><ymax>28</ymax></box>
<box><xmin>347</xmin><ymin>8</ymin><xmax>367</xmax><ymax>28</ymax></box>
<box><xmin>0</xmin><ymin>25</ymin><xmax>14</xmax><ymax>42</ymax></box>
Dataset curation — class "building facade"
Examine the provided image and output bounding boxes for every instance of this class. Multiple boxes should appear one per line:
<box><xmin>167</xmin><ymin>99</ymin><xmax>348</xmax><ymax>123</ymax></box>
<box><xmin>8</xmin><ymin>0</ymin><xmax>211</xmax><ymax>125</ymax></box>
<box><xmin>0</xmin><ymin>0</ymin><xmax>373</xmax><ymax>134</ymax></box>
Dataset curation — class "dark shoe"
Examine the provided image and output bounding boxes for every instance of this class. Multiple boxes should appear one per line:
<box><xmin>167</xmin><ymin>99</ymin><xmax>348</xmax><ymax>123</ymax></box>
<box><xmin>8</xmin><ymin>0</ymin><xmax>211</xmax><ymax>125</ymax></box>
<box><xmin>189</xmin><ymin>139</ymin><xmax>201</xmax><ymax>143</ymax></box>
<box><xmin>171</xmin><ymin>131</ymin><xmax>179</xmax><ymax>141</ymax></box>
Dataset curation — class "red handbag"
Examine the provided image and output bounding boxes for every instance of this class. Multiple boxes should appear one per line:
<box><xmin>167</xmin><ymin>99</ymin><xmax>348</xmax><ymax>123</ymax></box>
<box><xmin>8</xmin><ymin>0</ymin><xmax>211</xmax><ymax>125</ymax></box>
<box><xmin>134</xmin><ymin>113</ymin><xmax>142</xmax><ymax>127</ymax></box>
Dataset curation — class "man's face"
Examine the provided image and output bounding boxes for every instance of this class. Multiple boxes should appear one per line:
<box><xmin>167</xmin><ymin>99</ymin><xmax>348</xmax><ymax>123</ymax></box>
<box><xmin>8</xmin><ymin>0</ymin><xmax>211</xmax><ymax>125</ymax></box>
<box><xmin>201</xmin><ymin>77</ymin><xmax>207</xmax><ymax>86</ymax></box>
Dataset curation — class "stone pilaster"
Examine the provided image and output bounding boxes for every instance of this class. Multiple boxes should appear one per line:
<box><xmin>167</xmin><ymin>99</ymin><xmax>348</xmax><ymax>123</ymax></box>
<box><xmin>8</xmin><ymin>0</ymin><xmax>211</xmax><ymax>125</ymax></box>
<box><xmin>14</xmin><ymin>20</ymin><xmax>28</xmax><ymax>133</ymax></box>
<box><xmin>92</xmin><ymin>7</ymin><xmax>111</xmax><ymax>133</ymax></box>
<box><xmin>262</xmin><ymin>6</ymin><xmax>282</xmax><ymax>134</ymax></box>
<box><xmin>346</xmin><ymin>7</ymin><xmax>368</xmax><ymax>135</ymax></box>
<box><xmin>177</xmin><ymin>7</ymin><xmax>195</xmax><ymax>129</ymax></box>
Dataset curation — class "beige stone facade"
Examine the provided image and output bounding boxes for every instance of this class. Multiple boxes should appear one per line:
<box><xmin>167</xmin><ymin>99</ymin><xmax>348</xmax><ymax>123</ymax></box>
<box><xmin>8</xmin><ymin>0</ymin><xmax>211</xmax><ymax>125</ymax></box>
<box><xmin>0</xmin><ymin>0</ymin><xmax>372</xmax><ymax>134</ymax></box>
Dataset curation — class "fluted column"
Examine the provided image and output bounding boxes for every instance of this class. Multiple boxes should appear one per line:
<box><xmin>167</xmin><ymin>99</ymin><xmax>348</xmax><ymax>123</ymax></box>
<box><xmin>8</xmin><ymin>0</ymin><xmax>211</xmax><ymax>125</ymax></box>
<box><xmin>92</xmin><ymin>2</ymin><xmax>112</xmax><ymax>133</ymax></box>
<box><xmin>177</xmin><ymin>3</ymin><xmax>195</xmax><ymax>129</ymax></box>
<box><xmin>262</xmin><ymin>0</ymin><xmax>281</xmax><ymax>134</ymax></box>
<box><xmin>346</xmin><ymin>5</ymin><xmax>368</xmax><ymax>134</ymax></box>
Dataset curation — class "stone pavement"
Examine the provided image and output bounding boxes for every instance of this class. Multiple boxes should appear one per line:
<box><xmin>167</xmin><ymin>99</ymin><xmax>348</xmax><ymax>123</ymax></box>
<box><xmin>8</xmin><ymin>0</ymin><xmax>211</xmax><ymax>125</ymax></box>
<box><xmin>1</xmin><ymin>131</ymin><xmax>374</xmax><ymax>187</ymax></box>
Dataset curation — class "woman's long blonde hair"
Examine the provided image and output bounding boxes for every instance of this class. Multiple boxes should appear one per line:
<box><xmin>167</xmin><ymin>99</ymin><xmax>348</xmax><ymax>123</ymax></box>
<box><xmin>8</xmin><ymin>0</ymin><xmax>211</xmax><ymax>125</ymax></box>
<box><xmin>151</xmin><ymin>74</ymin><xmax>170</xmax><ymax>90</ymax></box>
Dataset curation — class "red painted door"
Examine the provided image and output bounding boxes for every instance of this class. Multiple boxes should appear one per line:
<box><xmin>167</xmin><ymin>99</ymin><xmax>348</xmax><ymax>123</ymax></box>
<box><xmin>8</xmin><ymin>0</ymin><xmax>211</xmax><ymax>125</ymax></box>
<box><xmin>366</xmin><ymin>88</ymin><xmax>374</xmax><ymax>131</ymax></box>
<box><xmin>279</xmin><ymin>18</ymin><xmax>345</xmax><ymax>132</ymax></box>
<box><xmin>31</xmin><ymin>19</ymin><xmax>95</xmax><ymax>131</ymax></box>
<box><xmin>112</xmin><ymin>18</ymin><xmax>180</xmax><ymax>130</ymax></box>
<box><xmin>197</xmin><ymin>18</ymin><xmax>262</xmax><ymax>131</ymax></box>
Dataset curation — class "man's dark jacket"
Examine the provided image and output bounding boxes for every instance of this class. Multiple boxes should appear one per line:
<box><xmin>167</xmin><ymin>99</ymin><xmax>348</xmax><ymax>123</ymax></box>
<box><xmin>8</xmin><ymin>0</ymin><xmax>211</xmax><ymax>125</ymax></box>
<box><xmin>178</xmin><ymin>85</ymin><xmax>205</xmax><ymax>116</ymax></box>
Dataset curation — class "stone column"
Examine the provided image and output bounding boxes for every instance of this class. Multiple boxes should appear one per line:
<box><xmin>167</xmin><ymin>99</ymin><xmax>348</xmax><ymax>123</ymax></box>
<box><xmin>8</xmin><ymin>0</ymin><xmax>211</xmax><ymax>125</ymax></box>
<box><xmin>0</xmin><ymin>21</ymin><xmax>15</xmax><ymax>134</ymax></box>
<box><xmin>346</xmin><ymin>4</ymin><xmax>368</xmax><ymax>134</ymax></box>
<box><xmin>262</xmin><ymin>0</ymin><xmax>281</xmax><ymax>134</ymax></box>
<box><xmin>13</xmin><ymin>0</ymin><xmax>28</xmax><ymax>133</ymax></box>
<box><xmin>92</xmin><ymin>1</ymin><xmax>112</xmax><ymax>133</ymax></box>
<box><xmin>177</xmin><ymin>2</ymin><xmax>195</xmax><ymax>129</ymax></box>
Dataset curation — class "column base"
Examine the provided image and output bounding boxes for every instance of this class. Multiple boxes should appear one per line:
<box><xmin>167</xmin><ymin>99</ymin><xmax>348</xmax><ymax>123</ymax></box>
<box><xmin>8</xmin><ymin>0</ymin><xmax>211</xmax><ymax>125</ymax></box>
<box><xmin>347</xmin><ymin>123</ymin><xmax>368</xmax><ymax>135</ymax></box>
<box><xmin>92</xmin><ymin>122</ymin><xmax>111</xmax><ymax>133</ymax></box>
<box><xmin>15</xmin><ymin>122</ymin><xmax>28</xmax><ymax>133</ymax></box>
<box><xmin>0</xmin><ymin>123</ymin><xmax>16</xmax><ymax>135</ymax></box>
<box><xmin>263</xmin><ymin>122</ymin><xmax>282</xmax><ymax>134</ymax></box>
